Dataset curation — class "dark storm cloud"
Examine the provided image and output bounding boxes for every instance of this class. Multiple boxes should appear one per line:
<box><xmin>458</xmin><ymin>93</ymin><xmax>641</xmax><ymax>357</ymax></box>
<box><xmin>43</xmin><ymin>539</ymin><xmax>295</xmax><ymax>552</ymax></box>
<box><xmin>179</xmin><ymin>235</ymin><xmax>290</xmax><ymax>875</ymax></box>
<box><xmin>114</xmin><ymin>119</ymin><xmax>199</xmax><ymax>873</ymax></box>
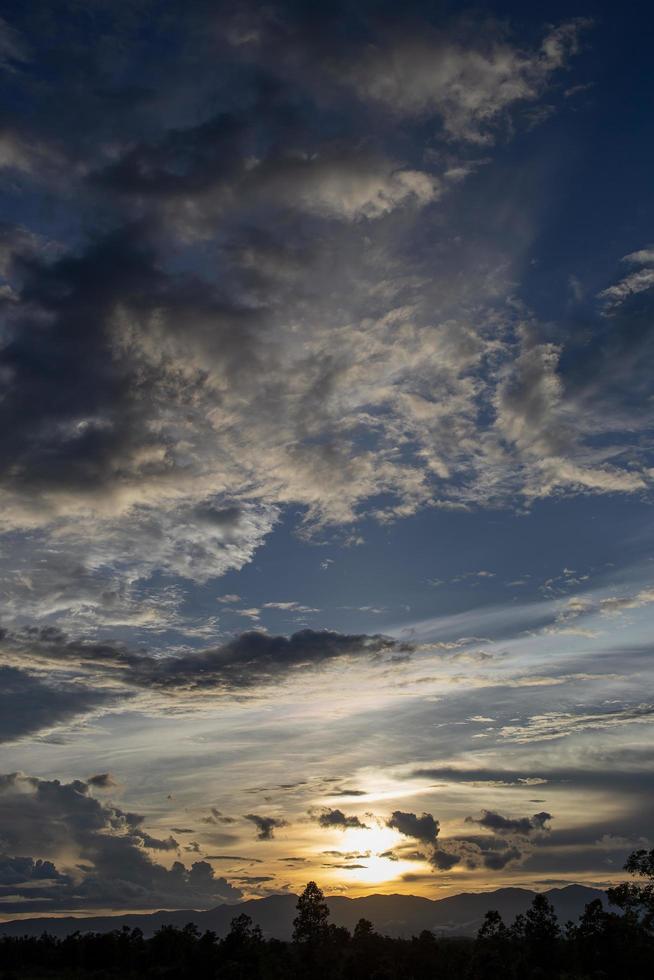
<box><xmin>244</xmin><ymin>814</ymin><xmax>287</xmax><ymax>840</ymax></box>
<box><xmin>465</xmin><ymin>810</ymin><xmax>552</xmax><ymax>836</ymax></box>
<box><xmin>387</xmin><ymin>810</ymin><xmax>440</xmax><ymax>844</ymax></box>
<box><xmin>0</xmin><ymin>772</ymin><xmax>242</xmax><ymax>913</ymax></box>
<box><xmin>315</xmin><ymin>808</ymin><xmax>368</xmax><ymax>830</ymax></box>
<box><xmin>0</xmin><ymin>666</ymin><xmax>116</xmax><ymax>743</ymax></box>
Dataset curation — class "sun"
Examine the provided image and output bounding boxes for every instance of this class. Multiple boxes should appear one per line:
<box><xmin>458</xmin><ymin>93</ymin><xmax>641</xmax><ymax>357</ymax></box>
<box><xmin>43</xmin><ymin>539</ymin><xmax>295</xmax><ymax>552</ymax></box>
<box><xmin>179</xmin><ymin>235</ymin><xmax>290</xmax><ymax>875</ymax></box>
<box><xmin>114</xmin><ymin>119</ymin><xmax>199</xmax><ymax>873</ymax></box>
<box><xmin>317</xmin><ymin>823</ymin><xmax>424</xmax><ymax>887</ymax></box>
<box><xmin>342</xmin><ymin>824</ymin><xmax>399</xmax><ymax>855</ymax></box>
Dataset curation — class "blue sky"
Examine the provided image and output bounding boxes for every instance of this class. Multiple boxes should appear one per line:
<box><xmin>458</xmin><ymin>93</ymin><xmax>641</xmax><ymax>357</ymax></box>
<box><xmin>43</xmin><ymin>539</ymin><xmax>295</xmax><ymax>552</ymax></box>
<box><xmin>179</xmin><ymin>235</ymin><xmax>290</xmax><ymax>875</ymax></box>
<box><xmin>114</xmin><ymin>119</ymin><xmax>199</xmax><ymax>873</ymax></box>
<box><xmin>1</xmin><ymin>0</ymin><xmax>653</xmax><ymax>914</ymax></box>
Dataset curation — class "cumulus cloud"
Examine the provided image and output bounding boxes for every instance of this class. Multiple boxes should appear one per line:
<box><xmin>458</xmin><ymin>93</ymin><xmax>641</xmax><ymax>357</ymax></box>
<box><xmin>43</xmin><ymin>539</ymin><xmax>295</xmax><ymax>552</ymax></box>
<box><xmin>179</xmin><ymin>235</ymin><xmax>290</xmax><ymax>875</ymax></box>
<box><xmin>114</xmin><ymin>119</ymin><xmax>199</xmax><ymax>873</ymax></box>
<box><xmin>386</xmin><ymin>809</ymin><xmax>470</xmax><ymax>872</ymax></box>
<box><xmin>387</xmin><ymin>810</ymin><xmax>440</xmax><ymax>844</ymax></box>
<box><xmin>0</xmin><ymin>772</ymin><xmax>242</xmax><ymax>912</ymax></box>
<box><xmin>244</xmin><ymin>814</ymin><xmax>287</xmax><ymax>840</ymax></box>
<box><xmin>315</xmin><ymin>808</ymin><xmax>368</xmax><ymax>830</ymax></box>
<box><xmin>0</xmin><ymin>855</ymin><xmax>67</xmax><ymax>885</ymax></box>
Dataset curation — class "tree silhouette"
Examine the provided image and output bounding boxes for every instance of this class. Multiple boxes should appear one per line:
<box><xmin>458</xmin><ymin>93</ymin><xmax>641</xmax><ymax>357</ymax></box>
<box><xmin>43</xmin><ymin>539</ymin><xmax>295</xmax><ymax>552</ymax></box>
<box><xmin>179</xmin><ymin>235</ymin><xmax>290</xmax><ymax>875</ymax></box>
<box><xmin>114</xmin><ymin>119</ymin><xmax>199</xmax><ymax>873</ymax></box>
<box><xmin>3</xmin><ymin>863</ymin><xmax>654</xmax><ymax>980</ymax></box>
<box><xmin>608</xmin><ymin>847</ymin><xmax>654</xmax><ymax>931</ymax></box>
<box><xmin>292</xmin><ymin>880</ymin><xmax>331</xmax><ymax>944</ymax></box>
<box><xmin>353</xmin><ymin>917</ymin><xmax>376</xmax><ymax>940</ymax></box>
<box><xmin>524</xmin><ymin>893</ymin><xmax>560</xmax><ymax>943</ymax></box>
<box><xmin>226</xmin><ymin>912</ymin><xmax>263</xmax><ymax>944</ymax></box>
<box><xmin>477</xmin><ymin>909</ymin><xmax>508</xmax><ymax>941</ymax></box>
<box><xmin>473</xmin><ymin>910</ymin><xmax>511</xmax><ymax>979</ymax></box>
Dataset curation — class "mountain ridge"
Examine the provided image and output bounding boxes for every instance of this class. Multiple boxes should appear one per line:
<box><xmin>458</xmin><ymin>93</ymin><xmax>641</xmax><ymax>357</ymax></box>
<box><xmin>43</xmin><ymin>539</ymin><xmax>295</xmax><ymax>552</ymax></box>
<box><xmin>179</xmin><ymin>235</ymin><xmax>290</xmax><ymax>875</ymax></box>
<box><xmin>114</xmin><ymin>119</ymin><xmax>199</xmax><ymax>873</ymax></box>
<box><xmin>0</xmin><ymin>884</ymin><xmax>609</xmax><ymax>939</ymax></box>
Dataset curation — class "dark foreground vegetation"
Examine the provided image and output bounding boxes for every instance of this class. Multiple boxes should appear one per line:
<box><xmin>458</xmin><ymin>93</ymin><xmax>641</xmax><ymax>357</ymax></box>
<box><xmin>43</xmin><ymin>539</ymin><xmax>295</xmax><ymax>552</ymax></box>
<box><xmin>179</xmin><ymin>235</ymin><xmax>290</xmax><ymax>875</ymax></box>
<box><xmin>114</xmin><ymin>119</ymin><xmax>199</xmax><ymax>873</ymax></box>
<box><xmin>1</xmin><ymin>849</ymin><xmax>653</xmax><ymax>979</ymax></box>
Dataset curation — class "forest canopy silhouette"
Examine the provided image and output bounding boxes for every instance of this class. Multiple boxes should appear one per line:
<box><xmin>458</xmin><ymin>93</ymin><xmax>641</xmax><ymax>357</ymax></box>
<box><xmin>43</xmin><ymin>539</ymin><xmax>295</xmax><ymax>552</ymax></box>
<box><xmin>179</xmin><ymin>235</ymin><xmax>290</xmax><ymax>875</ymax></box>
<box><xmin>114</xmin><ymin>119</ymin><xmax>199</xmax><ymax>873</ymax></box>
<box><xmin>1</xmin><ymin>848</ymin><xmax>653</xmax><ymax>978</ymax></box>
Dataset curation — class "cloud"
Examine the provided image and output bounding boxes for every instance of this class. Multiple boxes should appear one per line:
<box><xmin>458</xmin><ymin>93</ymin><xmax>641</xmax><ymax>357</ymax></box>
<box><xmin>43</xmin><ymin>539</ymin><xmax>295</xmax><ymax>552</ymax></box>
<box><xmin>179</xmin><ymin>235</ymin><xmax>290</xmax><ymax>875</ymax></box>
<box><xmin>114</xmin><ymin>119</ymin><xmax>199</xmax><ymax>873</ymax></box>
<box><xmin>599</xmin><ymin>248</ymin><xmax>654</xmax><ymax>308</ymax></box>
<box><xmin>497</xmin><ymin>703</ymin><xmax>654</xmax><ymax>743</ymax></box>
<box><xmin>465</xmin><ymin>809</ymin><xmax>552</xmax><ymax>836</ymax></box>
<box><xmin>0</xmin><ymin>626</ymin><xmax>410</xmax><ymax>739</ymax></box>
<box><xmin>387</xmin><ymin>810</ymin><xmax>440</xmax><ymax>844</ymax></box>
<box><xmin>0</xmin><ymin>221</ymin><xmax>50</xmax><ymax>278</ymax></box>
<box><xmin>95</xmin><ymin>114</ymin><xmax>440</xmax><ymax>230</ymax></box>
<box><xmin>0</xmin><ymin>772</ymin><xmax>242</xmax><ymax>912</ymax></box>
<box><xmin>263</xmin><ymin>601</ymin><xmax>320</xmax><ymax>614</ymax></box>
<box><xmin>0</xmin><ymin>666</ymin><xmax>117</xmax><ymax>744</ymax></box>
<box><xmin>0</xmin><ymin>7</ymin><xmax>626</xmax><ymax>644</ymax></box>
<box><xmin>337</xmin><ymin>20</ymin><xmax>587</xmax><ymax>143</ymax></box>
<box><xmin>315</xmin><ymin>808</ymin><xmax>368</xmax><ymax>830</ymax></box>
<box><xmin>0</xmin><ymin>15</ymin><xmax>29</xmax><ymax>71</ymax></box>
<box><xmin>244</xmin><ymin>814</ymin><xmax>287</xmax><ymax>840</ymax></box>
<box><xmin>385</xmin><ymin>809</ymin><xmax>474</xmax><ymax>873</ymax></box>
<box><xmin>409</xmin><ymin>766</ymin><xmax>547</xmax><ymax>787</ymax></box>
<box><xmin>86</xmin><ymin>773</ymin><xmax>119</xmax><ymax>790</ymax></box>
<box><xmin>2</xmin><ymin>625</ymin><xmax>404</xmax><ymax>694</ymax></box>
<box><xmin>0</xmin><ymin>855</ymin><xmax>67</xmax><ymax>886</ymax></box>
<box><xmin>430</xmin><ymin>849</ymin><xmax>461</xmax><ymax>870</ymax></box>
<box><xmin>481</xmin><ymin>846</ymin><xmax>522</xmax><ymax>870</ymax></box>
<box><xmin>202</xmin><ymin>808</ymin><xmax>237</xmax><ymax>825</ymax></box>
<box><xmin>494</xmin><ymin>329</ymin><xmax>648</xmax><ymax>498</ymax></box>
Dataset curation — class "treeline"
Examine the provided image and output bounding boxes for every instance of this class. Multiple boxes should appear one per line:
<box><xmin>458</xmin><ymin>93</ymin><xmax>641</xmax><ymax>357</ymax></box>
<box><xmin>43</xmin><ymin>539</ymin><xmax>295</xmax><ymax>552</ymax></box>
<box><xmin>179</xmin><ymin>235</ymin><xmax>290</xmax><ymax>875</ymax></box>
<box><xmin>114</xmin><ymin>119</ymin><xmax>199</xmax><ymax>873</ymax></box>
<box><xmin>1</xmin><ymin>849</ymin><xmax>653</xmax><ymax>979</ymax></box>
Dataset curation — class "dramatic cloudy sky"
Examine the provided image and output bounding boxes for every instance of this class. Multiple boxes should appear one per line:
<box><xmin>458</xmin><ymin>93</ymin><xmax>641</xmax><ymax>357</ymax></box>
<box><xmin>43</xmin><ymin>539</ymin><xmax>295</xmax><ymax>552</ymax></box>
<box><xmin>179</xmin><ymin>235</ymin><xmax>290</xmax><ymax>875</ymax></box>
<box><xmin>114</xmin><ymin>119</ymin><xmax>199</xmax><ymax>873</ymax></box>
<box><xmin>1</xmin><ymin>0</ymin><xmax>653</xmax><ymax>916</ymax></box>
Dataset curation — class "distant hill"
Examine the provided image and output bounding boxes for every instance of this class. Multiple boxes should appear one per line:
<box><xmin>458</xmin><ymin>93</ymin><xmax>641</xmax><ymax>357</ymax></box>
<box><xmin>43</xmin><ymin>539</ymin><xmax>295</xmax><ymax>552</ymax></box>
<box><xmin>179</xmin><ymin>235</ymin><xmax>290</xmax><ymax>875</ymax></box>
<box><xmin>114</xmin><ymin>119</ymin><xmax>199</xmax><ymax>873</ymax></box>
<box><xmin>0</xmin><ymin>884</ymin><xmax>609</xmax><ymax>940</ymax></box>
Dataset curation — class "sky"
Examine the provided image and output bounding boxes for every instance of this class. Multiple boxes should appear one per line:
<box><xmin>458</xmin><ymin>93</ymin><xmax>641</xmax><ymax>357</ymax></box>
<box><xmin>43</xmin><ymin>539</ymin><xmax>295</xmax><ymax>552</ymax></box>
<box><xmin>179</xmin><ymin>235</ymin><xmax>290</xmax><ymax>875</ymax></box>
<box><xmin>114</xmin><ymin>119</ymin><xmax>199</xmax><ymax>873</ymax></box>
<box><xmin>1</xmin><ymin>0</ymin><xmax>654</xmax><ymax>917</ymax></box>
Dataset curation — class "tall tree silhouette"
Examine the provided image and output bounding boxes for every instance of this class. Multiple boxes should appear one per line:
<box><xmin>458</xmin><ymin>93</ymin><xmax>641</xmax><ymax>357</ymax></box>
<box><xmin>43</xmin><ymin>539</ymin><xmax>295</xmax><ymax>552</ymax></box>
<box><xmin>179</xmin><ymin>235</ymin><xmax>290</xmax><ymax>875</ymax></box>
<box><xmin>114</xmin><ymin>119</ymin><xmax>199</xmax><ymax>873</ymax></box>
<box><xmin>292</xmin><ymin>882</ymin><xmax>333</xmax><ymax>979</ymax></box>
<box><xmin>609</xmin><ymin>847</ymin><xmax>654</xmax><ymax>931</ymax></box>
<box><xmin>473</xmin><ymin>910</ymin><xmax>511</xmax><ymax>979</ymax></box>
<box><xmin>292</xmin><ymin>881</ymin><xmax>331</xmax><ymax>944</ymax></box>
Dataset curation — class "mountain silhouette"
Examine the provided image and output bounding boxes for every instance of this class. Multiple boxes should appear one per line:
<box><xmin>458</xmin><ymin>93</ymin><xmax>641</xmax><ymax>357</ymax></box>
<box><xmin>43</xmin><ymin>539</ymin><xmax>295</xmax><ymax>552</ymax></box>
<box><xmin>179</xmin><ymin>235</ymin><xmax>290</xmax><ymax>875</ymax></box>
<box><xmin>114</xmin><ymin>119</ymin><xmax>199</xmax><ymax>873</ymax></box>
<box><xmin>0</xmin><ymin>884</ymin><xmax>608</xmax><ymax>939</ymax></box>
